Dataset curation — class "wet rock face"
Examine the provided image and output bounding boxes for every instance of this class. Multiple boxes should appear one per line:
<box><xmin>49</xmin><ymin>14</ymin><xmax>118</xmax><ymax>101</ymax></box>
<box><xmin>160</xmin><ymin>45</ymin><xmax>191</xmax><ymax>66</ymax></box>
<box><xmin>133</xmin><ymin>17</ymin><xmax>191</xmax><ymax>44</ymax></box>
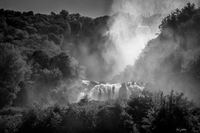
<box><xmin>76</xmin><ymin>80</ymin><xmax>145</xmax><ymax>102</ymax></box>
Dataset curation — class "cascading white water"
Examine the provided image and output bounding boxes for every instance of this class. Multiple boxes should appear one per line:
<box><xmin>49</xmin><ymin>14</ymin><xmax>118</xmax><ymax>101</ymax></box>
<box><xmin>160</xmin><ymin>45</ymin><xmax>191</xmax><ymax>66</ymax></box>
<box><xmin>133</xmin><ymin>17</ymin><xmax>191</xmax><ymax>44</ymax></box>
<box><xmin>73</xmin><ymin>0</ymin><xmax>200</xmax><ymax>103</ymax></box>
<box><xmin>76</xmin><ymin>80</ymin><xmax>145</xmax><ymax>102</ymax></box>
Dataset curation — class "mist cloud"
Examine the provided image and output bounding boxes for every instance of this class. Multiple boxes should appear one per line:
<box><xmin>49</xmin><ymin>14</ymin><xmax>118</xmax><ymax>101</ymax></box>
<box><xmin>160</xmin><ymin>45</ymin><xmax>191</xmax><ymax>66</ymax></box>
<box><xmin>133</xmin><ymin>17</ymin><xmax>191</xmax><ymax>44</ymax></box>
<box><xmin>108</xmin><ymin>1</ymin><xmax>200</xmax><ymax>103</ymax></box>
<box><xmin>104</xmin><ymin>0</ymin><xmax>199</xmax><ymax>78</ymax></box>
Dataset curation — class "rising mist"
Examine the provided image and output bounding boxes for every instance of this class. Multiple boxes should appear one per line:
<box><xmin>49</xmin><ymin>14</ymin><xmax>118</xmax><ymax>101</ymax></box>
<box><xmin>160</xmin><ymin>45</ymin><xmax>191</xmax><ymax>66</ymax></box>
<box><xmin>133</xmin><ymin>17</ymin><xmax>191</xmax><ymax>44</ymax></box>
<box><xmin>109</xmin><ymin>0</ymin><xmax>200</xmax><ymax>103</ymax></box>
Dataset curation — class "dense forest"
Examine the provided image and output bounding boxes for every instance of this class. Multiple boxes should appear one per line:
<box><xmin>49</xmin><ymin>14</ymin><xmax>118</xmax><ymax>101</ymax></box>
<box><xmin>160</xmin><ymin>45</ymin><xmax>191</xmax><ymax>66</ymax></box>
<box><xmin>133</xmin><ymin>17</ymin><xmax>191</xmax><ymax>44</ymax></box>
<box><xmin>0</xmin><ymin>3</ymin><xmax>200</xmax><ymax>133</ymax></box>
<box><xmin>0</xmin><ymin>9</ymin><xmax>111</xmax><ymax>107</ymax></box>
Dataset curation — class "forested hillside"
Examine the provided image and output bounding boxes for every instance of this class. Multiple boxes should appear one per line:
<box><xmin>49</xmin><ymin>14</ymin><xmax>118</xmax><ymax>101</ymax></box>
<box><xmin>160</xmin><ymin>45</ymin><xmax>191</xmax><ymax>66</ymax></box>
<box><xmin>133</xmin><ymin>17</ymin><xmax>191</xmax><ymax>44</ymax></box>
<box><xmin>0</xmin><ymin>9</ymin><xmax>109</xmax><ymax>107</ymax></box>
<box><xmin>0</xmin><ymin>3</ymin><xmax>200</xmax><ymax>133</ymax></box>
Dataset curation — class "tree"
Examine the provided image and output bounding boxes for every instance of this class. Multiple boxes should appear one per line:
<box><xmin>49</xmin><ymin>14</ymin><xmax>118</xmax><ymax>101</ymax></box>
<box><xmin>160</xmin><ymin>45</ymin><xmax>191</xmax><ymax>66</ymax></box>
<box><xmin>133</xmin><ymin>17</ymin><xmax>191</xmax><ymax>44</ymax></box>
<box><xmin>159</xmin><ymin>3</ymin><xmax>195</xmax><ymax>30</ymax></box>
<box><xmin>60</xmin><ymin>10</ymin><xmax>69</xmax><ymax>19</ymax></box>
<box><xmin>96</xmin><ymin>103</ymin><xmax>134</xmax><ymax>133</ymax></box>
<box><xmin>50</xmin><ymin>52</ymin><xmax>79</xmax><ymax>79</ymax></box>
<box><xmin>142</xmin><ymin>91</ymin><xmax>197</xmax><ymax>133</ymax></box>
<box><xmin>0</xmin><ymin>43</ymin><xmax>27</xmax><ymax>108</ymax></box>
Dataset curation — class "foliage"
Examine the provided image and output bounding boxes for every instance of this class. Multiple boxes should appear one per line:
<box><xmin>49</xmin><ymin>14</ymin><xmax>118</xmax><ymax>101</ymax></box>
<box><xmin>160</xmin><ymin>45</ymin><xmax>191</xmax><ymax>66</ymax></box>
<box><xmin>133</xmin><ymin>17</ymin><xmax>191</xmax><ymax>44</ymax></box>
<box><xmin>0</xmin><ymin>90</ymin><xmax>199</xmax><ymax>133</ymax></box>
<box><xmin>142</xmin><ymin>91</ymin><xmax>199</xmax><ymax>133</ymax></box>
<box><xmin>0</xmin><ymin>43</ymin><xmax>28</xmax><ymax>108</ymax></box>
<box><xmin>0</xmin><ymin>8</ymin><xmax>109</xmax><ymax>107</ymax></box>
<box><xmin>159</xmin><ymin>3</ymin><xmax>196</xmax><ymax>30</ymax></box>
<box><xmin>0</xmin><ymin>3</ymin><xmax>200</xmax><ymax>133</ymax></box>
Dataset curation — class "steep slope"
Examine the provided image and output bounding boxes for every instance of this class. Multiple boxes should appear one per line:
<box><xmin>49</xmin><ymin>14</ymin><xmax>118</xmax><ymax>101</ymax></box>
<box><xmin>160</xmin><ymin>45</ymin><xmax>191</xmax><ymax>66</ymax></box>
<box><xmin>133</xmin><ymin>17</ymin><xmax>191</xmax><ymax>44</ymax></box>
<box><xmin>115</xmin><ymin>3</ymin><xmax>200</xmax><ymax>102</ymax></box>
<box><xmin>0</xmin><ymin>9</ymin><xmax>109</xmax><ymax>108</ymax></box>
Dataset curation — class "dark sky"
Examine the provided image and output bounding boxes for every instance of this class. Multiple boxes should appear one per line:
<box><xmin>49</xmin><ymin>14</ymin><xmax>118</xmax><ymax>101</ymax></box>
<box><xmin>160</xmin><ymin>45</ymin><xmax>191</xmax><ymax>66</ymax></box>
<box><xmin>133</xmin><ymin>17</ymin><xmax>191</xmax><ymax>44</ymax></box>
<box><xmin>0</xmin><ymin>0</ymin><xmax>113</xmax><ymax>17</ymax></box>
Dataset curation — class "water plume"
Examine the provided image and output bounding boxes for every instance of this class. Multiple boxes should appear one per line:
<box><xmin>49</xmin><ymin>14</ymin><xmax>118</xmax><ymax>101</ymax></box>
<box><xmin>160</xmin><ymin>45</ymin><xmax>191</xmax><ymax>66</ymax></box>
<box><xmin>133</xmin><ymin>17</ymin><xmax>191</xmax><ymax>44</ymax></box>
<box><xmin>105</xmin><ymin>0</ymin><xmax>199</xmax><ymax>76</ymax></box>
